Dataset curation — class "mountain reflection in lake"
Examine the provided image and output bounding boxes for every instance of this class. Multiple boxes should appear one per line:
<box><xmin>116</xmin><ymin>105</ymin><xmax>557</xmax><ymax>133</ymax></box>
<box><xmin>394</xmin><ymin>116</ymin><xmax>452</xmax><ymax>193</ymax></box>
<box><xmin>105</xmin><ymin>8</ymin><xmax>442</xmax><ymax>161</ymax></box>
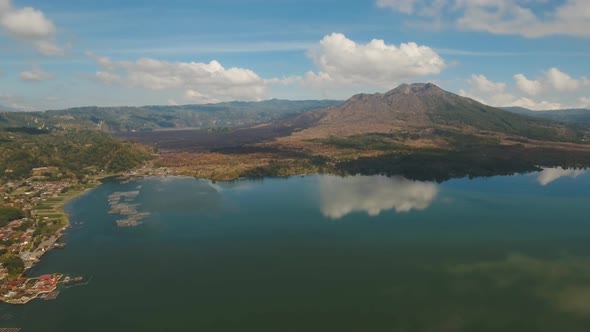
<box><xmin>4</xmin><ymin>170</ymin><xmax>590</xmax><ymax>332</ymax></box>
<box><xmin>319</xmin><ymin>175</ymin><xmax>438</xmax><ymax>219</ymax></box>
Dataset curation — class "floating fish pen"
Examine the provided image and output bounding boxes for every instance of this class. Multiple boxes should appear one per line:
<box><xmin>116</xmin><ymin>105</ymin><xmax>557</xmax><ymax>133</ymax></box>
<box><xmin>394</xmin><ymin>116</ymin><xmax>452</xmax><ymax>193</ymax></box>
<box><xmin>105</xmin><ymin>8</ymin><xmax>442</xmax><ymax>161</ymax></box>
<box><xmin>41</xmin><ymin>290</ymin><xmax>60</xmax><ymax>300</ymax></box>
<box><xmin>62</xmin><ymin>275</ymin><xmax>91</xmax><ymax>289</ymax></box>
<box><xmin>107</xmin><ymin>191</ymin><xmax>140</xmax><ymax>203</ymax></box>
<box><xmin>52</xmin><ymin>242</ymin><xmax>66</xmax><ymax>249</ymax></box>
<box><xmin>116</xmin><ymin>212</ymin><xmax>150</xmax><ymax>227</ymax></box>
<box><xmin>108</xmin><ymin>203</ymin><xmax>140</xmax><ymax>215</ymax></box>
<box><xmin>108</xmin><ymin>190</ymin><xmax>149</xmax><ymax>227</ymax></box>
<box><xmin>116</xmin><ymin>219</ymin><xmax>142</xmax><ymax>227</ymax></box>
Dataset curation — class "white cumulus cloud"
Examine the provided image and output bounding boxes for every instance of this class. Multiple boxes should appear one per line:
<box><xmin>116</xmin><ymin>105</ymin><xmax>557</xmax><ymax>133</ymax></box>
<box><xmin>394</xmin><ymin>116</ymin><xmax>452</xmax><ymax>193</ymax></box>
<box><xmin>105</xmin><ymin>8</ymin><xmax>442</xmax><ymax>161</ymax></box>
<box><xmin>514</xmin><ymin>73</ymin><xmax>542</xmax><ymax>96</ymax></box>
<box><xmin>545</xmin><ymin>68</ymin><xmax>589</xmax><ymax>92</ymax></box>
<box><xmin>89</xmin><ymin>54</ymin><xmax>269</xmax><ymax>102</ymax></box>
<box><xmin>319</xmin><ymin>175</ymin><xmax>438</xmax><ymax>220</ymax></box>
<box><xmin>0</xmin><ymin>0</ymin><xmax>63</xmax><ymax>56</ymax></box>
<box><xmin>510</xmin><ymin>97</ymin><xmax>563</xmax><ymax>111</ymax></box>
<box><xmin>378</xmin><ymin>0</ymin><xmax>590</xmax><ymax>38</ymax></box>
<box><xmin>468</xmin><ymin>74</ymin><xmax>506</xmax><ymax>94</ymax></box>
<box><xmin>0</xmin><ymin>5</ymin><xmax>54</xmax><ymax>39</ymax></box>
<box><xmin>20</xmin><ymin>64</ymin><xmax>54</xmax><ymax>81</ymax></box>
<box><xmin>88</xmin><ymin>33</ymin><xmax>446</xmax><ymax>102</ymax></box>
<box><xmin>304</xmin><ymin>33</ymin><xmax>445</xmax><ymax>89</ymax></box>
<box><xmin>513</xmin><ymin>68</ymin><xmax>589</xmax><ymax>97</ymax></box>
<box><xmin>460</xmin><ymin>74</ymin><xmax>563</xmax><ymax>110</ymax></box>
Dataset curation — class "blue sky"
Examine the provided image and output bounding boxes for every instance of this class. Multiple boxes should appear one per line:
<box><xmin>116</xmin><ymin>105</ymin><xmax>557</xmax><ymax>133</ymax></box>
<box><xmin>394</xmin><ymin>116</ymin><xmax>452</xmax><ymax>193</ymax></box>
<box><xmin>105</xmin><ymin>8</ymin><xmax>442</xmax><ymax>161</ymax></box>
<box><xmin>0</xmin><ymin>0</ymin><xmax>589</xmax><ymax>110</ymax></box>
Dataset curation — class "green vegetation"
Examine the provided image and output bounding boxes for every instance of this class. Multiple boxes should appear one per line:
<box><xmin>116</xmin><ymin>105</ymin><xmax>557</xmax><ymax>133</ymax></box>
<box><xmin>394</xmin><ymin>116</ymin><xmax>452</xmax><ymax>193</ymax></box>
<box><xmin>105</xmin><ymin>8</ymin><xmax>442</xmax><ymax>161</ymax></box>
<box><xmin>335</xmin><ymin>143</ymin><xmax>590</xmax><ymax>182</ymax></box>
<box><xmin>0</xmin><ymin>206</ymin><xmax>25</xmax><ymax>227</ymax></box>
<box><xmin>313</xmin><ymin>130</ymin><xmax>590</xmax><ymax>182</ymax></box>
<box><xmin>0</xmin><ymin>129</ymin><xmax>152</xmax><ymax>180</ymax></box>
<box><xmin>315</xmin><ymin>130</ymin><xmax>505</xmax><ymax>152</ymax></box>
<box><xmin>2</xmin><ymin>254</ymin><xmax>24</xmax><ymax>276</ymax></box>
<box><xmin>4</xmin><ymin>127</ymin><xmax>50</xmax><ymax>135</ymax></box>
<box><xmin>33</xmin><ymin>219</ymin><xmax>63</xmax><ymax>238</ymax></box>
<box><xmin>13</xmin><ymin>219</ymin><xmax>33</xmax><ymax>232</ymax></box>
<box><xmin>239</xmin><ymin>156</ymin><xmax>329</xmax><ymax>178</ymax></box>
<box><xmin>0</xmin><ymin>99</ymin><xmax>342</xmax><ymax>133</ymax></box>
<box><xmin>430</xmin><ymin>129</ymin><xmax>502</xmax><ymax>147</ymax></box>
<box><xmin>425</xmin><ymin>98</ymin><xmax>581</xmax><ymax>142</ymax></box>
<box><xmin>314</xmin><ymin>134</ymin><xmax>405</xmax><ymax>151</ymax></box>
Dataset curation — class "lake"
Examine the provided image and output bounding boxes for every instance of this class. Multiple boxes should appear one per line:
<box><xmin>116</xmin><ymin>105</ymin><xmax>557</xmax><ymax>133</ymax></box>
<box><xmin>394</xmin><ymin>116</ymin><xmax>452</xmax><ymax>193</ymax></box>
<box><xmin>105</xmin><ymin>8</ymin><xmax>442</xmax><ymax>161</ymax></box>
<box><xmin>2</xmin><ymin>168</ymin><xmax>590</xmax><ymax>331</ymax></box>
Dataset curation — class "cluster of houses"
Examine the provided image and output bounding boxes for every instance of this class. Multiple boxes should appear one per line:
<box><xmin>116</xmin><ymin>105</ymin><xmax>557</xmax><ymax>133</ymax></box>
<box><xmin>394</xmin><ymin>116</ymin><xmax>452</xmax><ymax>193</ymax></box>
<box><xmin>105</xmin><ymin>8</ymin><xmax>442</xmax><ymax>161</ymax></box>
<box><xmin>0</xmin><ymin>167</ymin><xmax>76</xmax><ymax>285</ymax></box>
<box><xmin>1</xmin><ymin>179</ymin><xmax>73</xmax><ymax>212</ymax></box>
<box><xmin>0</xmin><ymin>273</ymin><xmax>62</xmax><ymax>304</ymax></box>
<box><xmin>0</xmin><ymin>218</ymin><xmax>35</xmax><ymax>267</ymax></box>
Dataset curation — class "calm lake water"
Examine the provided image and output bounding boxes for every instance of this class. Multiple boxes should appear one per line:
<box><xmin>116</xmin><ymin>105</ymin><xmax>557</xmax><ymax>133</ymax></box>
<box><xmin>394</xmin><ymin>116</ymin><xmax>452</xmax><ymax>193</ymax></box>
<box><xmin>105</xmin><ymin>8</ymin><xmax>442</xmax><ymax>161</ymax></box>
<box><xmin>2</xmin><ymin>169</ymin><xmax>590</xmax><ymax>331</ymax></box>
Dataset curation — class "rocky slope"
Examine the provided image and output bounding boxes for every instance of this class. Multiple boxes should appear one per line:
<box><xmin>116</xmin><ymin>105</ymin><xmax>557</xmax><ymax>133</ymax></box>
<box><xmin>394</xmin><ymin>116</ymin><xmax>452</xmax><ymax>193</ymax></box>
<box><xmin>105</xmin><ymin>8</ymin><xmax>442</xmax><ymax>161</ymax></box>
<box><xmin>284</xmin><ymin>83</ymin><xmax>581</xmax><ymax>142</ymax></box>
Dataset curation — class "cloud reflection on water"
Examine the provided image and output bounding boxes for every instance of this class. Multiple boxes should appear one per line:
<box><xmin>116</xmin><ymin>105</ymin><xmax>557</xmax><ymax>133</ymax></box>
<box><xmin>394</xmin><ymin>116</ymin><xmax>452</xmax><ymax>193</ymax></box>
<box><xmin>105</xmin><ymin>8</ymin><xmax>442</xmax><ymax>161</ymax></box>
<box><xmin>536</xmin><ymin>167</ymin><xmax>586</xmax><ymax>186</ymax></box>
<box><xmin>319</xmin><ymin>175</ymin><xmax>438</xmax><ymax>219</ymax></box>
<box><xmin>449</xmin><ymin>253</ymin><xmax>590</xmax><ymax>316</ymax></box>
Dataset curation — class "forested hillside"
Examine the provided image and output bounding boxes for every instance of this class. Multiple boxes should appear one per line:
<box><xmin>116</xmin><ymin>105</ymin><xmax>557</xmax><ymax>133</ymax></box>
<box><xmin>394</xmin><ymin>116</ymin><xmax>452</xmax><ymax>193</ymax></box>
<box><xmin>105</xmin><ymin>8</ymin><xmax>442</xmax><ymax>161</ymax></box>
<box><xmin>0</xmin><ymin>129</ymin><xmax>153</xmax><ymax>180</ymax></box>
<box><xmin>0</xmin><ymin>100</ymin><xmax>341</xmax><ymax>133</ymax></box>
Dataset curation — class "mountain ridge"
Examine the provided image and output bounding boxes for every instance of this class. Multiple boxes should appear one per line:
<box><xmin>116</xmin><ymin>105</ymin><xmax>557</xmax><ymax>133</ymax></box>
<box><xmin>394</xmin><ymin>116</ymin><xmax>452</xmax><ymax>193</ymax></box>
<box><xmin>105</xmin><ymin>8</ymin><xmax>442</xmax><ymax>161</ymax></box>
<box><xmin>3</xmin><ymin>83</ymin><xmax>590</xmax><ymax>183</ymax></box>
<box><xmin>282</xmin><ymin>83</ymin><xmax>582</xmax><ymax>143</ymax></box>
<box><xmin>0</xmin><ymin>99</ymin><xmax>342</xmax><ymax>133</ymax></box>
<box><xmin>503</xmin><ymin>106</ymin><xmax>590</xmax><ymax>127</ymax></box>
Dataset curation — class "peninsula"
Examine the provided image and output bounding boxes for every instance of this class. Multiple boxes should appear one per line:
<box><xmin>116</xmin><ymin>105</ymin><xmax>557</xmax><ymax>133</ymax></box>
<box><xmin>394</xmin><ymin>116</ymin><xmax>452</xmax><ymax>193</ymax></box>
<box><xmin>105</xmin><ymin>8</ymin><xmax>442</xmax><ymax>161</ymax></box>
<box><xmin>0</xmin><ymin>130</ymin><xmax>152</xmax><ymax>304</ymax></box>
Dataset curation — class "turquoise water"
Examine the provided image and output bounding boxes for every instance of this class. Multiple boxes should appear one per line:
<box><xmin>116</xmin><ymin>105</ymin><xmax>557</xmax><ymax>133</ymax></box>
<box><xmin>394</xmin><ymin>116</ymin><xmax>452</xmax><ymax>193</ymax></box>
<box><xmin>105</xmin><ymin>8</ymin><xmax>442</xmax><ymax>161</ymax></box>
<box><xmin>2</xmin><ymin>169</ymin><xmax>590</xmax><ymax>331</ymax></box>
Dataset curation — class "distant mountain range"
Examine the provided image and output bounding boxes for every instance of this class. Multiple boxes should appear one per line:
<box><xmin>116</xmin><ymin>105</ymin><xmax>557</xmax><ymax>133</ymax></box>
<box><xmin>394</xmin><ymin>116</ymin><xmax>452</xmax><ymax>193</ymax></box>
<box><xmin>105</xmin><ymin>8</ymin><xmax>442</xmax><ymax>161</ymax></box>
<box><xmin>503</xmin><ymin>106</ymin><xmax>590</xmax><ymax>127</ymax></box>
<box><xmin>3</xmin><ymin>87</ymin><xmax>590</xmax><ymax>140</ymax></box>
<box><xmin>131</xmin><ymin>83</ymin><xmax>586</xmax><ymax>154</ymax></box>
<box><xmin>0</xmin><ymin>99</ymin><xmax>342</xmax><ymax>133</ymax></box>
<box><xmin>3</xmin><ymin>83</ymin><xmax>590</xmax><ymax>182</ymax></box>
<box><xmin>2</xmin><ymin>84</ymin><xmax>590</xmax><ymax>149</ymax></box>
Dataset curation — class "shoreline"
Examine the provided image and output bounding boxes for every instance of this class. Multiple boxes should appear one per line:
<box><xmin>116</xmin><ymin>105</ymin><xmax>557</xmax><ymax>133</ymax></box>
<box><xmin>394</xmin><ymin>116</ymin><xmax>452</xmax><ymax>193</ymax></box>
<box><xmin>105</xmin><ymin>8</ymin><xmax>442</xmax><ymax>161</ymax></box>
<box><xmin>1</xmin><ymin>175</ymin><xmax>117</xmax><ymax>305</ymax></box>
<box><xmin>40</xmin><ymin>173</ymin><xmax>126</xmax><ymax>229</ymax></box>
<box><xmin>21</xmin><ymin>184</ymin><xmax>100</xmax><ymax>274</ymax></box>
<box><xmin>2</xmin><ymin>164</ymin><xmax>586</xmax><ymax>305</ymax></box>
<box><xmin>25</xmin><ymin>175</ymin><xmax>121</xmax><ymax>264</ymax></box>
<box><xmin>3</xmin><ymin>274</ymin><xmax>62</xmax><ymax>305</ymax></box>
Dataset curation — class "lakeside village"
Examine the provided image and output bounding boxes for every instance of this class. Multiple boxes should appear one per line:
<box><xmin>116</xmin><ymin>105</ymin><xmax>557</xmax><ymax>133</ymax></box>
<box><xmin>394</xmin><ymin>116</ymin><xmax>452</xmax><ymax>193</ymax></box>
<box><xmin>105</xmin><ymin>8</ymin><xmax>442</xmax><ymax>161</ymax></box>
<box><xmin>0</xmin><ymin>166</ymin><xmax>96</xmax><ymax>304</ymax></box>
<box><xmin>0</xmin><ymin>165</ymin><xmax>171</xmax><ymax>304</ymax></box>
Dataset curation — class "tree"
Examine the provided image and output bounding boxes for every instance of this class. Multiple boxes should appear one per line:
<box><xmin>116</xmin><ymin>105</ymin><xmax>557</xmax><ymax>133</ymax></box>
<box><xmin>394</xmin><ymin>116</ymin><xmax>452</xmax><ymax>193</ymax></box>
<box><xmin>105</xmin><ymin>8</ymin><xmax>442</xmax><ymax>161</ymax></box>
<box><xmin>0</xmin><ymin>206</ymin><xmax>24</xmax><ymax>227</ymax></box>
<box><xmin>3</xmin><ymin>255</ymin><xmax>24</xmax><ymax>276</ymax></box>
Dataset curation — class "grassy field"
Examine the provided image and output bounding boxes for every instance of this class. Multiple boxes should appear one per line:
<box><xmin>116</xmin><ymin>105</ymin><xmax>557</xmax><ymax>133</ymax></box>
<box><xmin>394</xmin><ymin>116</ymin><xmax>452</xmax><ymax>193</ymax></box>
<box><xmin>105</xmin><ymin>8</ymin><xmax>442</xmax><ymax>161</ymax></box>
<box><xmin>33</xmin><ymin>182</ymin><xmax>100</xmax><ymax>227</ymax></box>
